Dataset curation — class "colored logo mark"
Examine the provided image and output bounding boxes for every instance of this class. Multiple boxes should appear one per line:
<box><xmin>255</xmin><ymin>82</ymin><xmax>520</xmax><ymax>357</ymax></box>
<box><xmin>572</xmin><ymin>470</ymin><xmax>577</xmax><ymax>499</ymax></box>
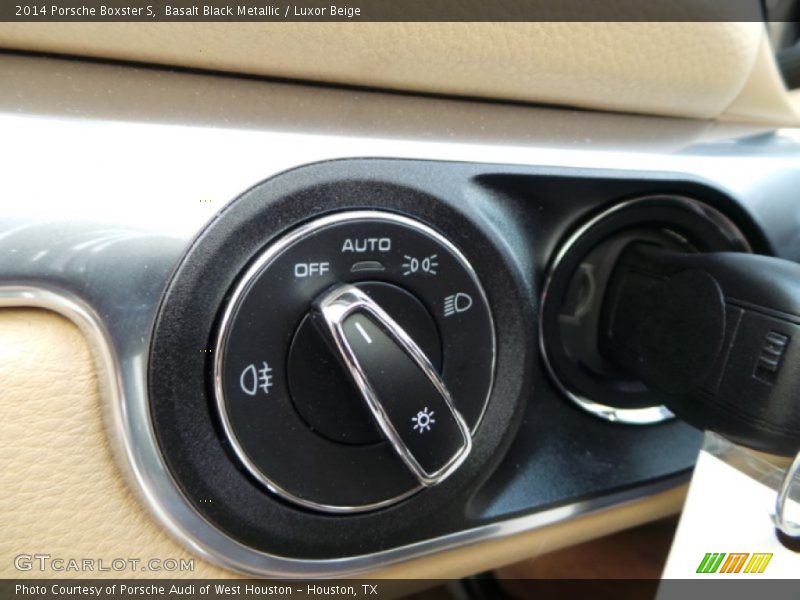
<box><xmin>696</xmin><ymin>552</ymin><xmax>772</xmax><ymax>574</ymax></box>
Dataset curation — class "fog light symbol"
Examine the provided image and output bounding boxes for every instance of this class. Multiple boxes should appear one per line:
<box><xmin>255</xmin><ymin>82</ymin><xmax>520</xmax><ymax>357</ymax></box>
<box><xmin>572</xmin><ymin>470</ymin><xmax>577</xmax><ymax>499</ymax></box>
<box><xmin>240</xmin><ymin>361</ymin><xmax>273</xmax><ymax>396</ymax></box>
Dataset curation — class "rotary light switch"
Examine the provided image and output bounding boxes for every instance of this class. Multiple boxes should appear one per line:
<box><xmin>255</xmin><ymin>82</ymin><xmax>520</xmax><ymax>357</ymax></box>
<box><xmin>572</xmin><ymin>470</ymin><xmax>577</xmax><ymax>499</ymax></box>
<box><xmin>214</xmin><ymin>211</ymin><xmax>495</xmax><ymax>512</ymax></box>
<box><xmin>311</xmin><ymin>284</ymin><xmax>471</xmax><ymax>485</ymax></box>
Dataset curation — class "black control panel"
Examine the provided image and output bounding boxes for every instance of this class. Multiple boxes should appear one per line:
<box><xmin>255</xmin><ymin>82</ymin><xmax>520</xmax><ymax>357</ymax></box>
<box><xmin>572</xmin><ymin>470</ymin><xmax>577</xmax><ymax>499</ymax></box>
<box><xmin>216</xmin><ymin>212</ymin><xmax>494</xmax><ymax>510</ymax></box>
<box><xmin>148</xmin><ymin>159</ymin><xmax>762</xmax><ymax>559</ymax></box>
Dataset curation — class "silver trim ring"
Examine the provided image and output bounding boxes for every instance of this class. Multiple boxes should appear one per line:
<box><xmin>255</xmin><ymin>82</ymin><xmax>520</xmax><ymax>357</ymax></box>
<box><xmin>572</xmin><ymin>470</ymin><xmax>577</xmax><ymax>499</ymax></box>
<box><xmin>774</xmin><ymin>449</ymin><xmax>800</xmax><ymax>539</ymax></box>
<box><xmin>539</xmin><ymin>195</ymin><xmax>752</xmax><ymax>425</ymax></box>
<box><xmin>213</xmin><ymin>210</ymin><xmax>495</xmax><ymax>513</ymax></box>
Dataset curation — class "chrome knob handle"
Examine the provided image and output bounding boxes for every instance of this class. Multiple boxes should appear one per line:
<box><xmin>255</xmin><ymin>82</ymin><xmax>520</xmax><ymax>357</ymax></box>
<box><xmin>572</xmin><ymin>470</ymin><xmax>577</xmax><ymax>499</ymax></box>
<box><xmin>312</xmin><ymin>284</ymin><xmax>472</xmax><ymax>486</ymax></box>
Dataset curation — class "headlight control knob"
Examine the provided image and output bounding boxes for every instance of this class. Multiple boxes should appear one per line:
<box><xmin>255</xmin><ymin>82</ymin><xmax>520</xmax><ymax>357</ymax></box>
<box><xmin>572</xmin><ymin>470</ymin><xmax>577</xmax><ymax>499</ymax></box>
<box><xmin>214</xmin><ymin>211</ymin><xmax>495</xmax><ymax>512</ymax></box>
<box><xmin>311</xmin><ymin>284</ymin><xmax>471</xmax><ymax>485</ymax></box>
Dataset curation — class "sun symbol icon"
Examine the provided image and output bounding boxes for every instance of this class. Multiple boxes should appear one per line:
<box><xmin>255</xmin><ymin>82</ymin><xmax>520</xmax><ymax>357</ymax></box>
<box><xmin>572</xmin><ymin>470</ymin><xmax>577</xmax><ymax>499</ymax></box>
<box><xmin>412</xmin><ymin>407</ymin><xmax>436</xmax><ymax>433</ymax></box>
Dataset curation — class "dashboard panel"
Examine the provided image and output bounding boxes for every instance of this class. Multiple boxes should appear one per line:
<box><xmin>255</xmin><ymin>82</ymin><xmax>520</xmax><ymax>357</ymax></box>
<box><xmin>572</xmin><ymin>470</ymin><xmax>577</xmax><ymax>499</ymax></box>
<box><xmin>2</xmin><ymin>52</ymin><xmax>800</xmax><ymax>578</ymax></box>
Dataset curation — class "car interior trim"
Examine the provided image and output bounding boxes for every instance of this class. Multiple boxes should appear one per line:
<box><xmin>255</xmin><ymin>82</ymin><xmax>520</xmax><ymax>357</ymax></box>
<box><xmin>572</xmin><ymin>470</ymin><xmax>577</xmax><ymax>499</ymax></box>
<box><xmin>0</xmin><ymin>282</ymin><xmax>690</xmax><ymax>578</ymax></box>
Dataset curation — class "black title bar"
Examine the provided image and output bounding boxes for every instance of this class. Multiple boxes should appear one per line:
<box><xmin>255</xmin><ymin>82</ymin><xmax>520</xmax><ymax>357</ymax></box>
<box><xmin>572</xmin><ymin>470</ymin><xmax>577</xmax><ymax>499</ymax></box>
<box><xmin>2</xmin><ymin>0</ymin><xmax>769</xmax><ymax>22</ymax></box>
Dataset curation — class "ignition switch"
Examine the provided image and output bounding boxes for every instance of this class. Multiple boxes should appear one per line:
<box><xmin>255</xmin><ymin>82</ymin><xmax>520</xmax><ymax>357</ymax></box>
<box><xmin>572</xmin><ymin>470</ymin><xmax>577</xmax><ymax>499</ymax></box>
<box><xmin>600</xmin><ymin>243</ymin><xmax>800</xmax><ymax>456</ymax></box>
<box><xmin>541</xmin><ymin>195</ymin><xmax>800</xmax><ymax>456</ymax></box>
<box><xmin>540</xmin><ymin>196</ymin><xmax>751</xmax><ymax>425</ymax></box>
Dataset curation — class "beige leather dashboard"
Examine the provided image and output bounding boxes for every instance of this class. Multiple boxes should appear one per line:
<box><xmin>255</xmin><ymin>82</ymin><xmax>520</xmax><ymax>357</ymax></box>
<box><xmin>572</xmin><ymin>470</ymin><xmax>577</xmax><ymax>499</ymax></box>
<box><xmin>0</xmin><ymin>22</ymin><xmax>797</xmax><ymax>124</ymax></box>
<box><xmin>0</xmin><ymin>309</ymin><xmax>233</xmax><ymax>579</ymax></box>
<box><xmin>0</xmin><ymin>308</ymin><xmax>686</xmax><ymax>578</ymax></box>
